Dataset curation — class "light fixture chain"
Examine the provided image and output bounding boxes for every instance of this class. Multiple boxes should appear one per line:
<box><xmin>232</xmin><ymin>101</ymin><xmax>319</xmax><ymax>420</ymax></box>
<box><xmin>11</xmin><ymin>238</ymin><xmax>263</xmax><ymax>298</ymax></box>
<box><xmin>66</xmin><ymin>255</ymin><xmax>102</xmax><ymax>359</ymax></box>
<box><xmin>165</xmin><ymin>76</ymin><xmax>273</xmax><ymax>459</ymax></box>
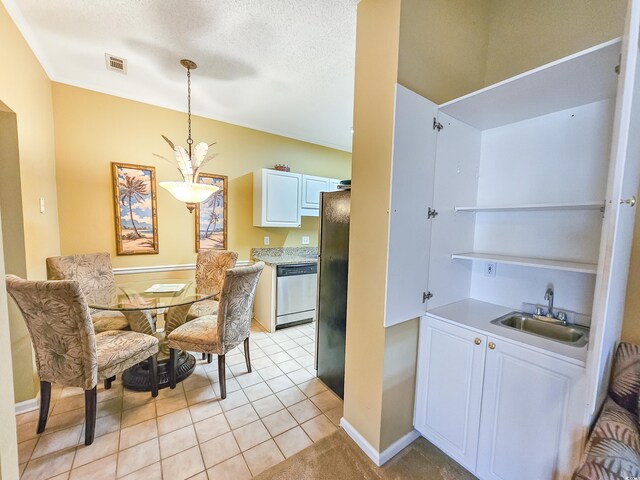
<box><xmin>187</xmin><ymin>66</ymin><xmax>193</xmax><ymax>158</ymax></box>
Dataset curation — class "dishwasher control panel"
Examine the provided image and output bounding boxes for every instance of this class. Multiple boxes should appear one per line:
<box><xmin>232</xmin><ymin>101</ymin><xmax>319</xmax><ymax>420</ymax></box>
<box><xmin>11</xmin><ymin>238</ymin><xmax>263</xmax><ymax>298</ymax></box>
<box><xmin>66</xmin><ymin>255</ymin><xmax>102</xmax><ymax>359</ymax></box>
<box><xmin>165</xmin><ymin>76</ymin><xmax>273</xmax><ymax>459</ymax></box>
<box><xmin>277</xmin><ymin>263</ymin><xmax>318</xmax><ymax>276</ymax></box>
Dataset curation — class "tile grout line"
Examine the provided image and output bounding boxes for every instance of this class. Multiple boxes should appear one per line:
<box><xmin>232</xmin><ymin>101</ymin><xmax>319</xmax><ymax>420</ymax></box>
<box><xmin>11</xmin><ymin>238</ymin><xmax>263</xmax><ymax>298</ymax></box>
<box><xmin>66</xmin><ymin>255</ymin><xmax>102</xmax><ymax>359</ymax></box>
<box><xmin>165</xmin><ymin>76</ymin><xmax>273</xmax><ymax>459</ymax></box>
<box><xmin>18</xmin><ymin>323</ymin><xmax>333</xmax><ymax>480</ymax></box>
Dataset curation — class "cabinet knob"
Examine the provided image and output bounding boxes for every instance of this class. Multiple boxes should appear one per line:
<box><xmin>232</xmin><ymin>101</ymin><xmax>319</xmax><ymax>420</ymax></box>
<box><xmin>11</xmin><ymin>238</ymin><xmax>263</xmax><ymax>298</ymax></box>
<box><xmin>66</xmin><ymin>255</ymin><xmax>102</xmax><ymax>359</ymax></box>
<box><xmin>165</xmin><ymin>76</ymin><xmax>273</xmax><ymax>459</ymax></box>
<box><xmin>621</xmin><ymin>196</ymin><xmax>636</xmax><ymax>207</ymax></box>
<box><xmin>474</xmin><ymin>337</ymin><xmax>481</xmax><ymax>345</ymax></box>
<box><xmin>488</xmin><ymin>341</ymin><xmax>496</xmax><ymax>350</ymax></box>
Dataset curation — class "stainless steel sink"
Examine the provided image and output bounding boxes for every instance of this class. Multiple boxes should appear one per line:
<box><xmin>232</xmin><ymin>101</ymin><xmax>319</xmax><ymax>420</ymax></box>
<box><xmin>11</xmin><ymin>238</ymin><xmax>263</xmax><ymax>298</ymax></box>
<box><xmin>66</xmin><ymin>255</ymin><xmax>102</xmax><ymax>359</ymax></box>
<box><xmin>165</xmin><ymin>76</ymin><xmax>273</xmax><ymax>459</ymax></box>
<box><xmin>490</xmin><ymin>312</ymin><xmax>588</xmax><ymax>347</ymax></box>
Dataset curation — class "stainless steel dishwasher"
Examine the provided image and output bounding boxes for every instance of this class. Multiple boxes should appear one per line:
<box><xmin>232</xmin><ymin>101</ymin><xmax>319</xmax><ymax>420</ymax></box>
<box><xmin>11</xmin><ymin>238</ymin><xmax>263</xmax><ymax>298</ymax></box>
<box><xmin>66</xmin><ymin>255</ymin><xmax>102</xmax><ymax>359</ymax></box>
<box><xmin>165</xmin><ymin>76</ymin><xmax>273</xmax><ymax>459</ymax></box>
<box><xmin>276</xmin><ymin>263</ymin><xmax>317</xmax><ymax>328</ymax></box>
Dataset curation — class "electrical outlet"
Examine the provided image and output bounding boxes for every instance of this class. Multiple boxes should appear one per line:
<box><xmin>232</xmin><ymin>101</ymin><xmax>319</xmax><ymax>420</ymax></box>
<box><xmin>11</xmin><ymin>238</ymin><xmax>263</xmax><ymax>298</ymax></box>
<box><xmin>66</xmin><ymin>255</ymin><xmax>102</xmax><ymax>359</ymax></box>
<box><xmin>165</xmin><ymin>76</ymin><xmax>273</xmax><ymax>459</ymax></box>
<box><xmin>263</xmin><ymin>236</ymin><xmax>270</xmax><ymax>246</ymax></box>
<box><xmin>302</xmin><ymin>236</ymin><xmax>309</xmax><ymax>245</ymax></box>
<box><xmin>485</xmin><ymin>262</ymin><xmax>496</xmax><ymax>277</ymax></box>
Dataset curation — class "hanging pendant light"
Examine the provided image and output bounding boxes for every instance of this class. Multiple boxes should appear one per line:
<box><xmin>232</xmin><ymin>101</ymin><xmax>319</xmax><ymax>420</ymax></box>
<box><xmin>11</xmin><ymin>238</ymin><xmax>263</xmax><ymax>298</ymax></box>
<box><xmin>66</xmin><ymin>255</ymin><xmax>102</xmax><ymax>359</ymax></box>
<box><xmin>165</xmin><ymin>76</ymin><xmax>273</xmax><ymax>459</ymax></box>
<box><xmin>155</xmin><ymin>59</ymin><xmax>219</xmax><ymax>213</ymax></box>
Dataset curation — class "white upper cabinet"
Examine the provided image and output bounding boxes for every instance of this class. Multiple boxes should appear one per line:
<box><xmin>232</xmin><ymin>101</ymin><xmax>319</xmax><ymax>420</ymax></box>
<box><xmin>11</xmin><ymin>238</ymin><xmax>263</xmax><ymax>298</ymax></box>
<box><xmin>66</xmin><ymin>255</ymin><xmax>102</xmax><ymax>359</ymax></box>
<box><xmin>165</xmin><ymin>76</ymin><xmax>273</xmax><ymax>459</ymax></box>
<box><xmin>301</xmin><ymin>175</ymin><xmax>342</xmax><ymax>216</ymax></box>
<box><xmin>301</xmin><ymin>175</ymin><xmax>329</xmax><ymax>209</ymax></box>
<box><xmin>253</xmin><ymin>169</ymin><xmax>302</xmax><ymax>228</ymax></box>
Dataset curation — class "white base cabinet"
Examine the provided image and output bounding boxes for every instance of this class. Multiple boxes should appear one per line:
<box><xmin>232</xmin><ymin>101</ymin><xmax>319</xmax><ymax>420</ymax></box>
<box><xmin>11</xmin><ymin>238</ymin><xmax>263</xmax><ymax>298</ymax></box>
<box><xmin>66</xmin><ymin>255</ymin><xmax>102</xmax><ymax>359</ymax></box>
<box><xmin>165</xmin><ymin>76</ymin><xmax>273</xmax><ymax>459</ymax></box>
<box><xmin>415</xmin><ymin>315</ymin><xmax>586</xmax><ymax>480</ymax></box>
<box><xmin>414</xmin><ymin>316</ymin><xmax>485</xmax><ymax>472</ymax></box>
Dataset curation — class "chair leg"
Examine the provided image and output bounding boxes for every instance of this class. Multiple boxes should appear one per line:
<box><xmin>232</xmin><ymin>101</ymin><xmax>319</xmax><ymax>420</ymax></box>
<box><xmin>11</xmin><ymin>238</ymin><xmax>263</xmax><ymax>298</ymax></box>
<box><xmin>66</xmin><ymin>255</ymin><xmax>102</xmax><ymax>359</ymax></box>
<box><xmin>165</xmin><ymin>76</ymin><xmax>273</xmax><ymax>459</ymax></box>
<box><xmin>169</xmin><ymin>348</ymin><xmax>177</xmax><ymax>389</ymax></box>
<box><xmin>244</xmin><ymin>337</ymin><xmax>252</xmax><ymax>373</ymax></box>
<box><xmin>84</xmin><ymin>387</ymin><xmax>97</xmax><ymax>445</ymax></box>
<box><xmin>218</xmin><ymin>354</ymin><xmax>226</xmax><ymax>399</ymax></box>
<box><xmin>202</xmin><ymin>353</ymin><xmax>206</xmax><ymax>361</ymax></box>
<box><xmin>207</xmin><ymin>353</ymin><xmax>212</xmax><ymax>364</ymax></box>
<box><xmin>37</xmin><ymin>381</ymin><xmax>51</xmax><ymax>434</ymax></box>
<box><xmin>104</xmin><ymin>376</ymin><xmax>115</xmax><ymax>390</ymax></box>
<box><xmin>149</xmin><ymin>354</ymin><xmax>158</xmax><ymax>398</ymax></box>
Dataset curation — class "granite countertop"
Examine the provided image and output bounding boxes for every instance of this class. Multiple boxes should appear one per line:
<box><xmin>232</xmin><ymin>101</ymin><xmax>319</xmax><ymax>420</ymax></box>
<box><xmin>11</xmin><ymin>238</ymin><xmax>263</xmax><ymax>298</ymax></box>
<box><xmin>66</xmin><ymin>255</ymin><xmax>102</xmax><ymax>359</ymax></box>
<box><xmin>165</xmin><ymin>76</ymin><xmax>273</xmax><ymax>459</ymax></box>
<box><xmin>251</xmin><ymin>247</ymin><xmax>318</xmax><ymax>266</ymax></box>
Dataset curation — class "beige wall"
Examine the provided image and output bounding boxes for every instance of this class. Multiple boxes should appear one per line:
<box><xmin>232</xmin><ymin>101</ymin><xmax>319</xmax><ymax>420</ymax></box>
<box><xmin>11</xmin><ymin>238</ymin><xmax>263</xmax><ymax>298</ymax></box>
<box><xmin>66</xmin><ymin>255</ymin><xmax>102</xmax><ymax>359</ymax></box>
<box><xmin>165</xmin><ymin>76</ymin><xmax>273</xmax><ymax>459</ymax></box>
<box><xmin>52</xmin><ymin>83</ymin><xmax>350</xmax><ymax>266</ymax></box>
<box><xmin>399</xmin><ymin>0</ymin><xmax>491</xmax><ymax>104</ymax></box>
<box><xmin>484</xmin><ymin>0</ymin><xmax>627</xmax><ymax>85</ymax></box>
<box><xmin>0</xmin><ymin>2</ymin><xmax>60</xmax><ymax>402</ymax></box>
<box><xmin>344</xmin><ymin>0</ymin><xmax>402</xmax><ymax>452</ymax></box>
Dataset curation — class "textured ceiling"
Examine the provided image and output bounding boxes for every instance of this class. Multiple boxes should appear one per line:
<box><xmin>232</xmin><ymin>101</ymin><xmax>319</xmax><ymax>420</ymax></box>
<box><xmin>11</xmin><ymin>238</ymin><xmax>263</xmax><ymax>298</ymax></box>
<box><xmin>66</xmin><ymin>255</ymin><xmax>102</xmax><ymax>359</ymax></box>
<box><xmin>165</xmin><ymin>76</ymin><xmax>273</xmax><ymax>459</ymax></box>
<box><xmin>4</xmin><ymin>0</ymin><xmax>357</xmax><ymax>151</ymax></box>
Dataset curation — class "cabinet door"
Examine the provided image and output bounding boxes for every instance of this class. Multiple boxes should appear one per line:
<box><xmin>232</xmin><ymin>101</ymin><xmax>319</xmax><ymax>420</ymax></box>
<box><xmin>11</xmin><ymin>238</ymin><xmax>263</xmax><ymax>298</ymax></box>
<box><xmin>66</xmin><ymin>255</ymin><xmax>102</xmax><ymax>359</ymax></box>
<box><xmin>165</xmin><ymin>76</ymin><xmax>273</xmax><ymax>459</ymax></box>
<box><xmin>385</xmin><ymin>85</ymin><xmax>438</xmax><ymax>327</ymax></box>
<box><xmin>302</xmin><ymin>175</ymin><xmax>330</xmax><ymax>209</ymax></box>
<box><xmin>264</xmin><ymin>170</ymin><xmax>301</xmax><ymax>226</ymax></box>
<box><xmin>477</xmin><ymin>339</ymin><xmax>585</xmax><ymax>480</ymax></box>
<box><xmin>587</xmin><ymin>0</ymin><xmax>640</xmax><ymax>416</ymax></box>
<box><xmin>415</xmin><ymin>316</ymin><xmax>486</xmax><ymax>472</ymax></box>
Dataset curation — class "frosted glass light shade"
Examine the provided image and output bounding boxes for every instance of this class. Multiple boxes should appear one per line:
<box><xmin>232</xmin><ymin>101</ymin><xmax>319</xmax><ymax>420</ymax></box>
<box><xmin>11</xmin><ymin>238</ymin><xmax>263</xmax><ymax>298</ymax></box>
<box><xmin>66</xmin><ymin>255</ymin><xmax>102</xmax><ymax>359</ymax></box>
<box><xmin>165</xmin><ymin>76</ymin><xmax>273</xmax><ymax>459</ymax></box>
<box><xmin>159</xmin><ymin>181</ymin><xmax>219</xmax><ymax>204</ymax></box>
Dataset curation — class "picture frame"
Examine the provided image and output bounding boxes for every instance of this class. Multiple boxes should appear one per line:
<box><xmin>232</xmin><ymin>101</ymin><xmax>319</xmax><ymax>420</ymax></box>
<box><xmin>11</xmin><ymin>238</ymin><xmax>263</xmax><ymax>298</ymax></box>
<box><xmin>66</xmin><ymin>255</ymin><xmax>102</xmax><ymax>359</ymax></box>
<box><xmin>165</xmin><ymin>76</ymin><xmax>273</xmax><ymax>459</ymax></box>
<box><xmin>195</xmin><ymin>173</ymin><xmax>228</xmax><ymax>251</ymax></box>
<box><xmin>112</xmin><ymin>162</ymin><xmax>159</xmax><ymax>255</ymax></box>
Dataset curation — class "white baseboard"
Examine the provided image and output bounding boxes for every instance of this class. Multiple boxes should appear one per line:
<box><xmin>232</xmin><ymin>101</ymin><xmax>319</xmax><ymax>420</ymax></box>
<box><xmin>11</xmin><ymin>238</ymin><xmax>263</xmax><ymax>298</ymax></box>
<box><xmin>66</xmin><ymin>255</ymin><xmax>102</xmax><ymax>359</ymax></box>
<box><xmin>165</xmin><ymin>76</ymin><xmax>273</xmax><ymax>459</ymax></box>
<box><xmin>15</xmin><ymin>394</ymin><xmax>39</xmax><ymax>415</ymax></box>
<box><xmin>379</xmin><ymin>428</ymin><xmax>420</xmax><ymax>465</ymax></box>
<box><xmin>340</xmin><ymin>417</ymin><xmax>419</xmax><ymax>466</ymax></box>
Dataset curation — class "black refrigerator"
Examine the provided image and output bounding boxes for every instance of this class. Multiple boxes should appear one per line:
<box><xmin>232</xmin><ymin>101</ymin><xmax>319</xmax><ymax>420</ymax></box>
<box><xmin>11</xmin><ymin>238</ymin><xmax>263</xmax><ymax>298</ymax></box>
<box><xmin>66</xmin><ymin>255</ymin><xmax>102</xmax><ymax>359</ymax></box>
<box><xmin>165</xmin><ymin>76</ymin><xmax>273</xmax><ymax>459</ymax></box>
<box><xmin>315</xmin><ymin>189</ymin><xmax>350</xmax><ymax>399</ymax></box>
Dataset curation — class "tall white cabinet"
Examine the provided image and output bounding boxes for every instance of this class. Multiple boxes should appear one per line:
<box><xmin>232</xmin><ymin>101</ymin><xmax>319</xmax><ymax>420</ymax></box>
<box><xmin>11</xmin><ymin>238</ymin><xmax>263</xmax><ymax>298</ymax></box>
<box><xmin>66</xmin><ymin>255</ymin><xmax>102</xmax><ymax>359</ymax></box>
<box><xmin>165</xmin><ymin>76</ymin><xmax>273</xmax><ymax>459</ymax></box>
<box><xmin>397</xmin><ymin>3</ymin><xmax>640</xmax><ymax>478</ymax></box>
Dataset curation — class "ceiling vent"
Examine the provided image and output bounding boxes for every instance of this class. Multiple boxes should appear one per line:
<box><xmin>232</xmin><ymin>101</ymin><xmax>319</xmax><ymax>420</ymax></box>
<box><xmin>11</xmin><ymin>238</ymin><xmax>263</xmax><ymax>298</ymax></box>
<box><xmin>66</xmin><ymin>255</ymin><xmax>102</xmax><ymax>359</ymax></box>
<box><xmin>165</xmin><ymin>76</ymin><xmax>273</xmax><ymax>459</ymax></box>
<box><xmin>105</xmin><ymin>54</ymin><xmax>127</xmax><ymax>74</ymax></box>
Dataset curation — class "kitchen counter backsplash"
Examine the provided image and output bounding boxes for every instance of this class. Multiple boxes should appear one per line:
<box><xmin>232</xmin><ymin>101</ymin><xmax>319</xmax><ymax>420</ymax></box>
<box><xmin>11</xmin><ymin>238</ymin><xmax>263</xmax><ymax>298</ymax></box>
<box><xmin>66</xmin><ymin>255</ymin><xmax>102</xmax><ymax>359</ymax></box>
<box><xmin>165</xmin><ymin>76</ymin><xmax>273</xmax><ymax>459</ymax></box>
<box><xmin>251</xmin><ymin>247</ymin><xmax>318</xmax><ymax>265</ymax></box>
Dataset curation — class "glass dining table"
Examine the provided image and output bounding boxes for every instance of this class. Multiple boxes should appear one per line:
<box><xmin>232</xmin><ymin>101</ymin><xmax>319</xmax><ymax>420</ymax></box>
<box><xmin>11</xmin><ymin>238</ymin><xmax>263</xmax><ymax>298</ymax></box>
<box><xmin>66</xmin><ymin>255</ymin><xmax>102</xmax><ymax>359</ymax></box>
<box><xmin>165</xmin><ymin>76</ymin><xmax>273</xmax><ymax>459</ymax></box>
<box><xmin>88</xmin><ymin>278</ymin><xmax>212</xmax><ymax>391</ymax></box>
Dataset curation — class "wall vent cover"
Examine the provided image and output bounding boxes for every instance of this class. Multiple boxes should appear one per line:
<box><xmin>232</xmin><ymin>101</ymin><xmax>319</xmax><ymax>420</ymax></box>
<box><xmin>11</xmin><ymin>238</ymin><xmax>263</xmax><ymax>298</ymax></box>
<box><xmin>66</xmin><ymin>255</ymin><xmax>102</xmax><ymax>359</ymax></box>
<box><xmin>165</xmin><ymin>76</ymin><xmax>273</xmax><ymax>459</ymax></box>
<box><xmin>105</xmin><ymin>54</ymin><xmax>127</xmax><ymax>74</ymax></box>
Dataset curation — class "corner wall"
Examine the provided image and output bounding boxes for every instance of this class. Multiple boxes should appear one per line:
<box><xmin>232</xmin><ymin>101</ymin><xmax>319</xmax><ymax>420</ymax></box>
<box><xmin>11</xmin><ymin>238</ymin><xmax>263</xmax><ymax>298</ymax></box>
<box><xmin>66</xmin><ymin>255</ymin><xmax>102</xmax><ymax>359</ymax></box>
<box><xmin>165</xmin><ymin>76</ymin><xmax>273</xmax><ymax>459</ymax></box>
<box><xmin>0</xmin><ymin>1</ymin><xmax>60</xmax><ymax>403</ymax></box>
<box><xmin>343</xmin><ymin>0</ymin><xmax>402</xmax><ymax>452</ymax></box>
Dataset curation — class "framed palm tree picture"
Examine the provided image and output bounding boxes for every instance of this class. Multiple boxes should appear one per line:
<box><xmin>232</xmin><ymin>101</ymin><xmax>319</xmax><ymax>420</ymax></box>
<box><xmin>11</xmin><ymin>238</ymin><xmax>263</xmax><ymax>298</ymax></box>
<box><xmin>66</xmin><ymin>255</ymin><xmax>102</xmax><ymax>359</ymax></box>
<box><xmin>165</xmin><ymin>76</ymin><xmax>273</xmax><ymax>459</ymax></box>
<box><xmin>112</xmin><ymin>162</ymin><xmax>159</xmax><ymax>255</ymax></box>
<box><xmin>195</xmin><ymin>173</ymin><xmax>227</xmax><ymax>251</ymax></box>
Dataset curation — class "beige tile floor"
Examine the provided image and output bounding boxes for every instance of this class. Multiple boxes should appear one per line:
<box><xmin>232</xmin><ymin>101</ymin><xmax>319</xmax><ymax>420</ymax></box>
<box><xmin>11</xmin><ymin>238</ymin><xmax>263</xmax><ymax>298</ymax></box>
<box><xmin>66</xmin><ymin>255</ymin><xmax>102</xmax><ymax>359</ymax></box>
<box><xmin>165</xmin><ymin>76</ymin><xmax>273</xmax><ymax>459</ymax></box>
<box><xmin>16</xmin><ymin>321</ymin><xmax>343</xmax><ymax>479</ymax></box>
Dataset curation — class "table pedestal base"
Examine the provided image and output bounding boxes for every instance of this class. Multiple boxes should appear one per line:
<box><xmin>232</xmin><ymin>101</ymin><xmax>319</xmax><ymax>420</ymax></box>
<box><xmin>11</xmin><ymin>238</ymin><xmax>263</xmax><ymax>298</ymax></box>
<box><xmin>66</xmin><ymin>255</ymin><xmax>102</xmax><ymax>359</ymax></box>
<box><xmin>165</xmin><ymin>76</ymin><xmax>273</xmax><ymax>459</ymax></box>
<box><xmin>122</xmin><ymin>351</ymin><xmax>196</xmax><ymax>391</ymax></box>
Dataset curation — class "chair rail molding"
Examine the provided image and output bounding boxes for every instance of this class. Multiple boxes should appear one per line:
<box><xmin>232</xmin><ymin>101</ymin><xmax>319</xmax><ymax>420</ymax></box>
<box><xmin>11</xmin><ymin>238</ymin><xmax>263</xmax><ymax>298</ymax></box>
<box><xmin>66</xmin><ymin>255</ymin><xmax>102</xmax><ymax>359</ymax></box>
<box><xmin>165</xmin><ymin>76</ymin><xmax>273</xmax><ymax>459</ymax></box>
<box><xmin>113</xmin><ymin>260</ymin><xmax>251</xmax><ymax>275</ymax></box>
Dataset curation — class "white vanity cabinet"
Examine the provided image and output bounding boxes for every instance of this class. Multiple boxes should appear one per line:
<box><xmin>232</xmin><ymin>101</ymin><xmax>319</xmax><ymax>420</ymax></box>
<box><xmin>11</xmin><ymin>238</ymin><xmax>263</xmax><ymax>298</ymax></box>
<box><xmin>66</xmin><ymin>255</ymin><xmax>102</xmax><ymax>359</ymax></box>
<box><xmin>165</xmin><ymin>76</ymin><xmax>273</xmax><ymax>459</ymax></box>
<box><xmin>415</xmin><ymin>315</ymin><xmax>585</xmax><ymax>480</ymax></box>
<box><xmin>476</xmin><ymin>335</ymin><xmax>585</xmax><ymax>480</ymax></box>
<box><xmin>253</xmin><ymin>169</ymin><xmax>302</xmax><ymax>227</ymax></box>
<box><xmin>413</xmin><ymin>316</ymin><xmax>485</xmax><ymax>471</ymax></box>
<box><xmin>396</xmin><ymin>3</ymin><xmax>640</xmax><ymax>479</ymax></box>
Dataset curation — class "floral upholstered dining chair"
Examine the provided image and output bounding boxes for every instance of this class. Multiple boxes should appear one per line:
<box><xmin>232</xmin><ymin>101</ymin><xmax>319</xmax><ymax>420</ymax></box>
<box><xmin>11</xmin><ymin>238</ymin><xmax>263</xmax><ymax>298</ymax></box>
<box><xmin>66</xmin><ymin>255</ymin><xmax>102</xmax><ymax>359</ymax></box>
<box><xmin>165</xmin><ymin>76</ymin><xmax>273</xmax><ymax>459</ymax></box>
<box><xmin>46</xmin><ymin>252</ymin><xmax>130</xmax><ymax>333</ymax></box>
<box><xmin>167</xmin><ymin>261</ymin><xmax>264</xmax><ymax>398</ymax></box>
<box><xmin>6</xmin><ymin>274</ymin><xmax>159</xmax><ymax>445</ymax></box>
<box><xmin>187</xmin><ymin>250</ymin><xmax>239</xmax><ymax>322</ymax></box>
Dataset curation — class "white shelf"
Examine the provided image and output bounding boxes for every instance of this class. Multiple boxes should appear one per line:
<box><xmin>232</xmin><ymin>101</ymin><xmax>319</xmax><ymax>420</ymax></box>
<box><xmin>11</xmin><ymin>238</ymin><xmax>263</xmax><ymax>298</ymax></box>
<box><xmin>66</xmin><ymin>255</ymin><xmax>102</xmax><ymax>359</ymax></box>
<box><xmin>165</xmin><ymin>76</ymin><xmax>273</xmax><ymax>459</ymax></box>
<box><xmin>440</xmin><ymin>38</ymin><xmax>621</xmax><ymax>130</ymax></box>
<box><xmin>451</xmin><ymin>252</ymin><xmax>597</xmax><ymax>274</ymax></box>
<box><xmin>454</xmin><ymin>202</ymin><xmax>604</xmax><ymax>213</ymax></box>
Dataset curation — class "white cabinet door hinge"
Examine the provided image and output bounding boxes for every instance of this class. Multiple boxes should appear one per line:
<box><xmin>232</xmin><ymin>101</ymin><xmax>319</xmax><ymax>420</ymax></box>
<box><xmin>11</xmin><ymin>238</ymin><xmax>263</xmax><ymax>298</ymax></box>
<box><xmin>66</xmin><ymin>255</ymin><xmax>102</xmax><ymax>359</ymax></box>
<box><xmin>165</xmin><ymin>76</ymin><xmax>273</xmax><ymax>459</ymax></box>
<box><xmin>423</xmin><ymin>291</ymin><xmax>433</xmax><ymax>303</ymax></box>
<box><xmin>433</xmin><ymin>117</ymin><xmax>444</xmax><ymax>131</ymax></box>
<box><xmin>428</xmin><ymin>207</ymin><xmax>438</xmax><ymax>219</ymax></box>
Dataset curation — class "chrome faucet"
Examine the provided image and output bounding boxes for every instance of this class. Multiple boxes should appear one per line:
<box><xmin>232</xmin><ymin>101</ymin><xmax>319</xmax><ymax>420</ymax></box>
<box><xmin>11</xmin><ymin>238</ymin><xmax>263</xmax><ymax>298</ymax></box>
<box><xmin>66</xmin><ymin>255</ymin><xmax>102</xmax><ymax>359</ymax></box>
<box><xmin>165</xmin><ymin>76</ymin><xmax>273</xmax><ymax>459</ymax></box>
<box><xmin>544</xmin><ymin>287</ymin><xmax>554</xmax><ymax>318</ymax></box>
